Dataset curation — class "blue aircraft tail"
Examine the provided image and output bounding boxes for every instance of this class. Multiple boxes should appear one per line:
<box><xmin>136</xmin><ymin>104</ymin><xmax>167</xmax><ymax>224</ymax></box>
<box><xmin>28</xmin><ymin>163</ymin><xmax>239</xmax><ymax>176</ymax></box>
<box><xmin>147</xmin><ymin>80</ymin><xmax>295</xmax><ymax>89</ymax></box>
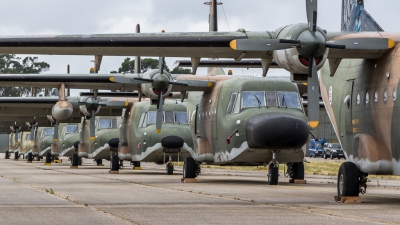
<box><xmin>341</xmin><ymin>0</ymin><xmax>383</xmax><ymax>32</ymax></box>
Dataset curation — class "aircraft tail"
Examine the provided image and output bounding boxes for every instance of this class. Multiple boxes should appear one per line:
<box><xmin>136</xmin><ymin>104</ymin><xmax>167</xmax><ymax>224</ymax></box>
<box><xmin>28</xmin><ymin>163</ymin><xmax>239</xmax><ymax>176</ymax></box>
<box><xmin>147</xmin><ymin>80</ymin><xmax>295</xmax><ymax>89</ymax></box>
<box><xmin>341</xmin><ymin>0</ymin><xmax>383</xmax><ymax>32</ymax></box>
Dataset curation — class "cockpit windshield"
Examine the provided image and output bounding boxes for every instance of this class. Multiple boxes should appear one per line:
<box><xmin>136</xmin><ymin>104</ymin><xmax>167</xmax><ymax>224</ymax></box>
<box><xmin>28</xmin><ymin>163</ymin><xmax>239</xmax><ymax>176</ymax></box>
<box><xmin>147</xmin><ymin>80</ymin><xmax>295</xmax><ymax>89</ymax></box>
<box><xmin>65</xmin><ymin>125</ymin><xmax>78</xmax><ymax>134</ymax></box>
<box><xmin>43</xmin><ymin>128</ymin><xmax>53</xmax><ymax>136</ymax></box>
<box><xmin>277</xmin><ymin>92</ymin><xmax>301</xmax><ymax>108</ymax></box>
<box><xmin>98</xmin><ymin>119</ymin><xmax>117</xmax><ymax>129</ymax></box>
<box><xmin>242</xmin><ymin>91</ymin><xmax>266</xmax><ymax>108</ymax></box>
<box><xmin>331</xmin><ymin>143</ymin><xmax>341</xmax><ymax>149</ymax></box>
<box><xmin>145</xmin><ymin>111</ymin><xmax>188</xmax><ymax>126</ymax></box>
<box><xmin>226</xmin><ymin>90</ymin><xmax>301</xmax><ymax>114</ymax></box>
<box><xmin>174</xmin><ymin>112</ymin><xmax>188</xmax><ymax>124</ymax></box>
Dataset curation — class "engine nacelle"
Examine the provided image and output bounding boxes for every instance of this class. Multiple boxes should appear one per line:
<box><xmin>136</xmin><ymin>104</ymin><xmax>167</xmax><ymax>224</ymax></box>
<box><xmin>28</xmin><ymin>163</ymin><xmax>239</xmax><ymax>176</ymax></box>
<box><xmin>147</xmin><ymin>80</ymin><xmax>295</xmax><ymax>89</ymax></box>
<box><xmin>140</xmin><ymin>70</ymin><xmax>172</xmax><ymax>100</ymax></box>
<box><xmin>52</xmin><ymin>100</ymin><xmax>73</xmax><ymax>121</ymax></box>
<box><xmin>273</xmin><ymin>24</ymin><xmax>329</xmax><ymax>74</ymax></box>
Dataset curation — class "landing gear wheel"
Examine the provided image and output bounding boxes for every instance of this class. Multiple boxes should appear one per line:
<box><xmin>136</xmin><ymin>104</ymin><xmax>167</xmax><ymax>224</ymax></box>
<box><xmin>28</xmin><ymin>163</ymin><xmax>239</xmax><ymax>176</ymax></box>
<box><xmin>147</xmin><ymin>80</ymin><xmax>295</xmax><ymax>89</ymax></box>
<box><xmin>166</xmin><ymin>163</ymin><xmax>174</xmax><ymax>175</ymax></box>
<box><xmin>323</xmin><ymin>152</ymin><xmax>327</xmax><ymax>159</ymax></box>
<box><xmin>268</xmin><ymin>163</ymin><xmax>279</xmax><ymax>185</ymax></box>
<box><xmin>337</xmin><ymin>162</ymin><xmax>359</xmax><ymax>201</ymax></box>
<box><xmin>289</xmin><ymin>161</ymin><xmax>304</xmax><ymax>183</ymax></box>
<box><xmin>78</xmin><ymin>157</ymin><xmax>82</xmax><ymax>166</ymax></box>
<box><xmin>183</xmin><ymin>157</ymin><xmax>196</xmax><ymax>179</ymax></box>
<box><xmin>110</xmin><ymin>155</ymin><xmax>119</xmax><ymax>171</ymax></box>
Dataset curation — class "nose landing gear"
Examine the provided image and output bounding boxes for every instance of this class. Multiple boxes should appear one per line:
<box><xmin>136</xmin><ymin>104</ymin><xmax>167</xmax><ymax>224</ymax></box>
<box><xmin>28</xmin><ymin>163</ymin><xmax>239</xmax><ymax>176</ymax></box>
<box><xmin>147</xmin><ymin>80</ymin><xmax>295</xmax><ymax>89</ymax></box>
<box><xmin>267</xmin><ymin>152</ymin><xmax>279</xmax><ymax>185</ymax></box>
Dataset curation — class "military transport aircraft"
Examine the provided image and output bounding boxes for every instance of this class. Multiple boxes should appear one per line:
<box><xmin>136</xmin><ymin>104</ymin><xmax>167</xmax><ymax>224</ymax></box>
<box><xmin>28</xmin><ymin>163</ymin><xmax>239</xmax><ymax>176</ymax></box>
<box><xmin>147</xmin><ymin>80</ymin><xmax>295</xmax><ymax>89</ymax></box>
<box><xmin>118</xmin><ymin>100</ymin><xmax>193</xmax><ymax>175</ymax></box>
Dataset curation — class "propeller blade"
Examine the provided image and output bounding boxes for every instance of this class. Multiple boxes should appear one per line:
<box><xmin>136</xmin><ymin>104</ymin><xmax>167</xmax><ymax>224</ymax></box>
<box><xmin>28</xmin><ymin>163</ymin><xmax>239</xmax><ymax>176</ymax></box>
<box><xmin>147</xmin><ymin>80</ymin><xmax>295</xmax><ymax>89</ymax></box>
<box><xmin>307</xmin><ymin>57</ymin><xmax>319</xmax><ymax>129</ymax></box>
<box><xmin>230</xmin><ymin>39</ymin><xmax>300</xmax><ymax>51</ymax></box>
<box><xmin>99</xmin><ymin>101</ymin><xmax>130</xmax><ymax>107</ymax></box>
<box><xmin>53</xmin><ymin>120</ymin><xmax>59</xmax><ymax>142</ymax></box>
<box><xmin>109</xmin><ymin>76</ymin><xmax>149</xmax><ymax>84</ymax></box>
<box><xmin>156</xmin><ymin>90</ymin><xmax>163</xmax><ymax>133</ymax></box>
<box><xmin>306</xmin><ymin>0</ymin><xmax>318</xmax><ymax>31</ymax></box>
<box><xmin>90</xmin><ymin>110</ymin><xmax>95</xmax><ymax>141</ymax></box>
<box><xmin>159</xmin><ymin>57</ymin><xmax>165</xmax><ymax>74</ymax></box>
<box><xmin>326</xmin><ymin>38</ymin><xmax>395</xmax><ymax>50</ymax></box>
<box><xmin>30</xmin><ymin>125</ymin><xmax>35</xmax><ymax>142</ymax></box>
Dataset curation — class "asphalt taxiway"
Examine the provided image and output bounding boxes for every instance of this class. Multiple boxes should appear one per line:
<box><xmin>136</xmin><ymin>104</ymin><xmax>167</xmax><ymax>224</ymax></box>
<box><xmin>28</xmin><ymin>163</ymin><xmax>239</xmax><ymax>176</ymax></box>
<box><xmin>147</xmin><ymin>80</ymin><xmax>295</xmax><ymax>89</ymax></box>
<box><xmin>0</xmin><ymin>155</ymin><xmax>400</xmax><ymax>225</ymax></box>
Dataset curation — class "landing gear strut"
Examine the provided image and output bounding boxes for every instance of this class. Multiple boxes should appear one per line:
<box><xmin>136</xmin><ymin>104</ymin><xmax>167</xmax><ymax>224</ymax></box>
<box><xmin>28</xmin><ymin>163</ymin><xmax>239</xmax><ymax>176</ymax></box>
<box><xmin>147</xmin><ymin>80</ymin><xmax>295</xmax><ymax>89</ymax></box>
<box><xmin>166</xmin><ymin>155</ymin><xmax>174</xmax><ymax>175</ymax></box>
<box><xmin>337</xmin><ymin>162</ymin><xmax>367</xmax><ymax>201</ymax></box>
<box><xmin>267</xmin><ymin>152</ymin><xmax>279</xmax><ymax>185</ymax></box>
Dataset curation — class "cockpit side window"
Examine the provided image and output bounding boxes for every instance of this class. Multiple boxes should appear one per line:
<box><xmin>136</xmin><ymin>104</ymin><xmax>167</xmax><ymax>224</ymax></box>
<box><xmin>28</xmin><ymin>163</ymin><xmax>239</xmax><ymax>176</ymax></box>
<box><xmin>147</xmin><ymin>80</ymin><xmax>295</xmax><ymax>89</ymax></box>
<box><xmin>138</xmin><ymin>112</ymin><xmax>146</xmax><ymax>128</ymax></box>
<box><xmin>174</xmin><ymin>112</ymin><xmax>188</xmax><ymax>124</ymax></box>
<box><xmin>277</xmin><ymin>91</ymin><xmax>301</xmax><ymax>108</ymax></box>
<box><xmin>266</xmin><ymin>91</ymin><xmax>277</xmax><ymax>106</ymax></box>
<box><xmin>241</xmin><ymin>91</ymin><xmax>266</xmax><ymax>108</ymax></box>
<box><xmin>226</xmin><ymin>92</ymin><xmax>238</xmax><ymax>114</ymax></box>
<box><xmin>165</xmin><ymin>111</ymin><xmax>174</xmax><ymax>123</ymax></box>
<box><xmin>232</xmin><ymin>92</ymin><xmax>241</xmax><ymax>113</ymax></box>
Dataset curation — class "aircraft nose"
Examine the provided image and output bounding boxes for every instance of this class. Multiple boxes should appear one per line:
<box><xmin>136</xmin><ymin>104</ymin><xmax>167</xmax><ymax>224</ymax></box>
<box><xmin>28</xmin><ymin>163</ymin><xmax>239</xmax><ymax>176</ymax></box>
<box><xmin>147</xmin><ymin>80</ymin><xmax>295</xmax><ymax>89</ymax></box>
<box><xmin>161</xmin><ymin>136</ymin><xmax>184</xmax><ymax>149</ymax></box>
<box><xmin>246</xmin><ymin>113</ymin><xmax>309</xmax><ymax>149</ymax></box>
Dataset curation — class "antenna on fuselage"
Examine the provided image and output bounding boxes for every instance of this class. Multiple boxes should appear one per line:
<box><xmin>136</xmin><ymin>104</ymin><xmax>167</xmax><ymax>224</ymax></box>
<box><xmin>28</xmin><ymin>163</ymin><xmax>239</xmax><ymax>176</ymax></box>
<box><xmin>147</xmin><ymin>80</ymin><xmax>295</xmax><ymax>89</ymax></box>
<box><xmin>134</xmin><ymin>24</ymin><xmax>141</xmax><ymax>74</ymax></box>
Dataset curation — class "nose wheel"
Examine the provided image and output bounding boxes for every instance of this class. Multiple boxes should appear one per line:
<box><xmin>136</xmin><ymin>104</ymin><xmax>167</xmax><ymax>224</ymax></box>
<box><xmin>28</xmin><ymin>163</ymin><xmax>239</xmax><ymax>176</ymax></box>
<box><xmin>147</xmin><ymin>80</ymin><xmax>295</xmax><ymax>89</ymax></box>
<box><xmin>267</xmin><ymin>152</ymin><xmax>279</xmax><ymax>185</ymax></box>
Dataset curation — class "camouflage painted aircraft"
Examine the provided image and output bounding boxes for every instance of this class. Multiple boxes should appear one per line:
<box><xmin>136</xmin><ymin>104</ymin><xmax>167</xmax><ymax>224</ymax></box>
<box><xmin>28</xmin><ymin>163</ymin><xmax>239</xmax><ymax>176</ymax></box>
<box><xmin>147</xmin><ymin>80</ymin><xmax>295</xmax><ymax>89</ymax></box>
<box><xmin>119</xmin><ymin>100</ymin><xmax>193</xmax><ymax>175</ymax></box>
<box><xmin>32</xmin><ymin>126</ymin><xmax>54</xmax><ymax>160</ymax></box>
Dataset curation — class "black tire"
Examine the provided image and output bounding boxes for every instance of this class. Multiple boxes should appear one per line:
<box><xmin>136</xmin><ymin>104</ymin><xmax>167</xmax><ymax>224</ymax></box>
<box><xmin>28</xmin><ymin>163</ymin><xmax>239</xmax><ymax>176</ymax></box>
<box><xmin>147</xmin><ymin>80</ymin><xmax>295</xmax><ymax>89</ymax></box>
<box><xmin>313</xmin><ymin>153</ymin><xmax>316</xmax><ymax>158</ymax></box>
<box><xmin>330</xmin><ymin>153</ymin><xmax>334</xmax><ymax>159</ymax></box>
<box><xmin>110</xmin><ymin>155</ymin><xmax>119</xmax><ymax>171</ymax></box>
<box><xmin>183</xmin><ymin>157</ymin><xmax>196</xmax><ymax>178</ymax></box>
<box><xmin>78</xmin><ymin>157</ymin><xmax>82</xmax><ymax>166</ymax></box>
<box><xmin>323</xmin><ymin>152</ymin><xmax>327</xmax><ymax>159</ymax></box>
<box><xmin>337</xmin><ymin>162</ymin><xmax>359</xmax><ymax>201</ymax></box>
<box><xmin>292</xmin><ymin>162</ymin><xmax>304</xmax><ymax>180</ymax></box>
<box><xmin>166</xmin><ymin>163</ymin><xmax>174</xmax><ymax>175</ymax></box>
<box><xmin>268</xmin><ymin>163</ymin><xmax>279</xmax><ymax>185</ymax></box>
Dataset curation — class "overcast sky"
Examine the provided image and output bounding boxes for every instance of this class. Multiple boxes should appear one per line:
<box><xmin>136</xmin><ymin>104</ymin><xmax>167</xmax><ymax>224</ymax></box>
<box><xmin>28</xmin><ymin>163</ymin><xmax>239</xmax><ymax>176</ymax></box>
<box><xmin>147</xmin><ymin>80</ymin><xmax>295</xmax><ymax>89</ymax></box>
<box><xmin>0</xmin><ymin>0</ymin><xmax>398</xmax><ymax>79</ymax></box>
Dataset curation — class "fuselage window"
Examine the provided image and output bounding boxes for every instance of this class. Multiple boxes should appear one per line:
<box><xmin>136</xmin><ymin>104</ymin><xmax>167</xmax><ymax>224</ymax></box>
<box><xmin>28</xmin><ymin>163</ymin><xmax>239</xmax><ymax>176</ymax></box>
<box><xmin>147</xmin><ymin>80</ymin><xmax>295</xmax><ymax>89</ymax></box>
<box><xmin>174</xmin><ymin>112</ymin><xmax>188</xmax><ymax>124</ymax></box>
<box><xmin>242</xmin><ymin>91</ymin><xmax>266</xmax><ymax>108</ymax></box>
<box><xmin>344</xmin><ymin>95</ymin><xmax>350</xmax><ymax>109</ymax></box>
<box><xmin>165</xmin><ymin>111</ymin><xmax>174</xmax><ymax>123</ymax></box>
<box><xmin>277</xmin><ymin>91</ymin><xmax>301</xmax><ymax>108</ymax></box>
<box><xmin>232</xmin><ymin>92</ymin><xmax>241</xmax><ymax>113</ymax></box>
<box><xmin>266</xmin><ymin>91</ymin><xmax>277</xmax><ymax>106</ymax></box>
<box><xmin>384</xmin><ymin>89</ymin><xmax>388</xmax><ymax>104</ymax></box>
<box><xmin>365</xmin><ymin>92</ymin><xmax>369</xmax><ymax>106</ymax></box>
<box><xmin>65</xmin><ymin>125</ymin><xmax>78</xmax><ymax>134</ymax></box>
<box><xmin>394</xmin><ymin>88</ymin><xmax>397</xmax><ymax>102</ymax></box>
<box><xmin>356</xmin><ymin>93</ymin><xmax>361</xmax><ymax>107</ymax></box>
<box><xmin>226</xmin><ymin>92</ymin><xmax>238</xmax><ymax>114</ymax></box>
<box><xmin>374</xmin><ymin>91</ymin><xmax>378</xmax><ymax>104</ymax></box>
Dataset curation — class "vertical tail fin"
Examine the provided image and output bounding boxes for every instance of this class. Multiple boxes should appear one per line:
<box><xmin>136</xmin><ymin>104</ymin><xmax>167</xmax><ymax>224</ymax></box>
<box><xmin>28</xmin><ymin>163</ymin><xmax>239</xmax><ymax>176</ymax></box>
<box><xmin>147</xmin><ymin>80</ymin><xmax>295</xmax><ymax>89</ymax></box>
<box><xmin>341</xmin><ymin>0</ymin><xmax>383</xmax><ymax>32</ymax></box>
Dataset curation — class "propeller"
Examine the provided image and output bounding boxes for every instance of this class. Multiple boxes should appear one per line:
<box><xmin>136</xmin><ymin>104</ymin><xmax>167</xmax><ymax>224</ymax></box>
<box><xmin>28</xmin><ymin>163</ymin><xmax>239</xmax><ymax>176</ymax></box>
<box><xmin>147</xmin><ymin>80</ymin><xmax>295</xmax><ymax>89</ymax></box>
<box><xmin>229</xmin><ymin>0</ymin><xmax>395</xmax><ymax>128</ymax></box>
<box><xmin>53</xmin><ymin>120</ymin><xmax>59</xmax><ymax>143</ymax></box>
<box><xmin>78</xmin><ymin>97</ymin><xmax>129</xmax><ymax>140</ymax></box>
<box><xmin>26</xmin><ymin>117</ymin><xmax>38</xmax><ymax>142</ymax></box>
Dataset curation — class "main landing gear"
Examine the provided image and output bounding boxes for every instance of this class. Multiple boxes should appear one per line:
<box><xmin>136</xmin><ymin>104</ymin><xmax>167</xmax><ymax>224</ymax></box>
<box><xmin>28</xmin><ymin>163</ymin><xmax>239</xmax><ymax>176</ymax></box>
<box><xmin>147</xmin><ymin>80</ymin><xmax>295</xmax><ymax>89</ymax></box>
<box><xmin>337</xmin><ymin>162</ymin><xmax>368</xmax><ymax>201</ymax></box>
<box><xmin>183</xmin><ymin>157</ymin><xmax>200</xmax><ymax>179</ymax></box>
<box><xmin>286</xmin><ymin>162</ymin><xmax>305</xmax><ymax>183</ymax></box>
